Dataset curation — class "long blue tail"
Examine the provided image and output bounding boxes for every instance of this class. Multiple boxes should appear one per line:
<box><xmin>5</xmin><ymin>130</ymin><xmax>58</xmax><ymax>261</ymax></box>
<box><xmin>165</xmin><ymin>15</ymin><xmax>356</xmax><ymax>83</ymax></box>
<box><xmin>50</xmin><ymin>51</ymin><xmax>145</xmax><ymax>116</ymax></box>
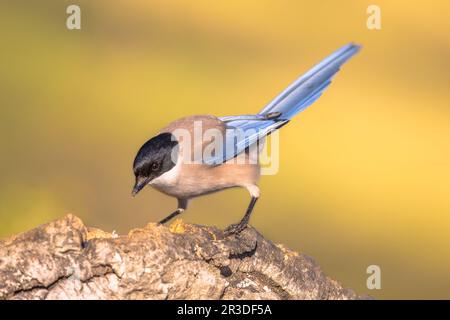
<box><xmin>207</xmin><ymin>43</ymin><xmax>361</xmax><ymax>165</ymax></box>
<box><xmin>258</xmin><ymin>43</ymin><xmax>361</xmax><ymax>120</ymax></box>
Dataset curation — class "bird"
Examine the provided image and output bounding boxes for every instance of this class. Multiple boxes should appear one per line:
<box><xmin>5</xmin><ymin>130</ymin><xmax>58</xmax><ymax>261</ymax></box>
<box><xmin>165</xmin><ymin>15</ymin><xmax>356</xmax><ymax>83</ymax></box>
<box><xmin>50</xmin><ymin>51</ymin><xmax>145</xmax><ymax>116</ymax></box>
<box><xmin>132</xmin><ymin>43</ymin><xmax>361</xmax><ymax>235</ymax></box>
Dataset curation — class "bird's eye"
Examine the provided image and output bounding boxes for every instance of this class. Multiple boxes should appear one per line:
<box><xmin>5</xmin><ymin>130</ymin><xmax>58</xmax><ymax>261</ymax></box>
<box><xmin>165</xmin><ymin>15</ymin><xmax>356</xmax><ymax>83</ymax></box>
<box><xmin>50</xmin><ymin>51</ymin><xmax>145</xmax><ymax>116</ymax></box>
<box><xmin>151</xmin><ymin>162</ymin><xmax>160</xmax><ymax>171</ymax></box>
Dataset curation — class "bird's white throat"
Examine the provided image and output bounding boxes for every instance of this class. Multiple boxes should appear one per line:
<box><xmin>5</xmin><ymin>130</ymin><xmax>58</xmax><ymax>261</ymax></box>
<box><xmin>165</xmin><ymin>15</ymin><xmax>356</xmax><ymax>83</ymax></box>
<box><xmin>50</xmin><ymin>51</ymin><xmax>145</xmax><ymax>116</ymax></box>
<box><xmin>149</xmin><ymin>153</ymin><xmax>182</xmax><ymax>188</ymax></box>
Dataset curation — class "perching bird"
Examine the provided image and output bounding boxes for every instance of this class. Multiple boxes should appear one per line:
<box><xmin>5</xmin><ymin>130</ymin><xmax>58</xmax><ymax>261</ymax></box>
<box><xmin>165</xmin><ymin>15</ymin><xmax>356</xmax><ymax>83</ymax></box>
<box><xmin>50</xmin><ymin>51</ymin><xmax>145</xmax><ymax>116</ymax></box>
<box><xmin>132</xmin><ymin>43</ymin><xmax>361</xmax><ymax>235</ymax></box>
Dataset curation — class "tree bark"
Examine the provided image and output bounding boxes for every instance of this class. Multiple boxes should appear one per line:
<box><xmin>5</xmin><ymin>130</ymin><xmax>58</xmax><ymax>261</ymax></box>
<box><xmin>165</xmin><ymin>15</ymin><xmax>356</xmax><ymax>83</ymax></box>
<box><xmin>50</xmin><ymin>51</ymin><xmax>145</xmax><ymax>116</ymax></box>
<box><xmin>0</xmin><ymin>214</ymin><xmax>362</xmax><ymax>300</ymax></box>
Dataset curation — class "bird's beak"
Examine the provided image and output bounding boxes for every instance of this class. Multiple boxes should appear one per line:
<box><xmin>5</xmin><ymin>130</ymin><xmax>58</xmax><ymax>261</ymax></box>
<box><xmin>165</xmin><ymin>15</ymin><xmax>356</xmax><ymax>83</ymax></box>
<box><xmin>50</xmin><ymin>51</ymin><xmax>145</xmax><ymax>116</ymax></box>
<box><xmin>132</xmin><ymin>177</ymin><xmax>150</xmax><ymax>197</ymax></box>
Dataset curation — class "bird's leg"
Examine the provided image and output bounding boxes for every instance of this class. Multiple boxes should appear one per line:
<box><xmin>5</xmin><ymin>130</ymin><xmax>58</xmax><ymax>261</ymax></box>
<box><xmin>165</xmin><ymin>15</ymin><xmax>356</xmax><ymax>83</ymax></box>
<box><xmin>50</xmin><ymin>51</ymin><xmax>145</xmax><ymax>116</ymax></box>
<box><xmin>224</xmin><ymin>196</ymin><xmax>259</xmax><ymax>235</ymax></box>
<box><xmin>158</xmin><ymin>198</ymin><xmax>188</xmax><ymax>225</ymax></box>
<box><xmin>158</xmin><ymin>209</ymin><xmax>182</xmax><ymax>224</ymax></box>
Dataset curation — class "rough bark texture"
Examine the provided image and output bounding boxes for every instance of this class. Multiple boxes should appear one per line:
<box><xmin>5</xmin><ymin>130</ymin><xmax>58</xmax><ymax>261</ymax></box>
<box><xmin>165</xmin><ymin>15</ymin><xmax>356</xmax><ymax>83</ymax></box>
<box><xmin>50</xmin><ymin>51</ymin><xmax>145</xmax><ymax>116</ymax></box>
<box><xmin>0</xmin><ymin>214</ymin><xmax>361</xmax><ymax>300</ymax></box>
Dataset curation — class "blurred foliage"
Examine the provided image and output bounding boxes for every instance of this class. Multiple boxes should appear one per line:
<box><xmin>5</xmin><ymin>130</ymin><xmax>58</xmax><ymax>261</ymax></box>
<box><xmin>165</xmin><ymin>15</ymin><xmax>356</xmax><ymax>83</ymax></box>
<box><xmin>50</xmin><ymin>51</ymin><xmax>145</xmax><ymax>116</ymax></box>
<box><xmin>0</xmin><ymin>0</ymin><xmax>450</xmax><ymax>298</ymax></box>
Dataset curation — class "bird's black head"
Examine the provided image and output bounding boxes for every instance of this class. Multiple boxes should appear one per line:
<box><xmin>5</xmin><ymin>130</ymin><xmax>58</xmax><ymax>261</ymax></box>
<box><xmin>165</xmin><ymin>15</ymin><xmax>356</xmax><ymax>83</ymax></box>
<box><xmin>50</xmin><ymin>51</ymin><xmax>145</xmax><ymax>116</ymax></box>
<box><xmin>132</xmin><ymin>132</ymin><xmax>179</xmax><ymax>196</ymax></box>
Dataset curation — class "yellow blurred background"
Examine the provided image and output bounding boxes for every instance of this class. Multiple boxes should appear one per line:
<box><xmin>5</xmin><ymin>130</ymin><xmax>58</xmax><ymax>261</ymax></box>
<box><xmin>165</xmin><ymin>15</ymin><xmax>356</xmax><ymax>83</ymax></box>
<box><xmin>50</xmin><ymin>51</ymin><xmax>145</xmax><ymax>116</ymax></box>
<box><xmin>1</xmin><ymin>0</ymin><xmax>449</xmax><ymax>299</ymax></box>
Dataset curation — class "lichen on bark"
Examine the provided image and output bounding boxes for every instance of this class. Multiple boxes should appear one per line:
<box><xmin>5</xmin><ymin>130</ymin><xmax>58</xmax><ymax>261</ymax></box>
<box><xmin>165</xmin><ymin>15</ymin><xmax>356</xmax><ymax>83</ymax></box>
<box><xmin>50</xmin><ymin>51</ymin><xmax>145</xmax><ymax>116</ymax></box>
<box><xmin>0</xmin><ymin>214</ymin><xmax>361</xmax><ymax>300</ymax></box>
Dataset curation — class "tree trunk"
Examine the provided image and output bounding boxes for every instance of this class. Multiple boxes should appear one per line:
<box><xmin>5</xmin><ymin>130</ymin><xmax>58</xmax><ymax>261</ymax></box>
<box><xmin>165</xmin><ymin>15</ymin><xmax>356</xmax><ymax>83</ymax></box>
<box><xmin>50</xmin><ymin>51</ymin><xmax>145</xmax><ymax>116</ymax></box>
<box><xmin>0</xmin><ymin>214</ymin><xmax>362</xmax><ymax>300</ymax></box>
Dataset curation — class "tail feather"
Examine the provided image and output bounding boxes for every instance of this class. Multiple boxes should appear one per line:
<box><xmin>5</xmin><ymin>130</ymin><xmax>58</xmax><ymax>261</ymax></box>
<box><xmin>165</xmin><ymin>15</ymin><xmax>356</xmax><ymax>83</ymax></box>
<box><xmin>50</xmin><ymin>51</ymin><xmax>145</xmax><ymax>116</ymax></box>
<box><xmin>206</xmin><ymin>43</ymin><xmax>361</xmax><ymax>165</ymax></box>
<box><xmin>258</xmin><ymin>43</ymin><xmax>361</xmax><ymax>120</ymax></box>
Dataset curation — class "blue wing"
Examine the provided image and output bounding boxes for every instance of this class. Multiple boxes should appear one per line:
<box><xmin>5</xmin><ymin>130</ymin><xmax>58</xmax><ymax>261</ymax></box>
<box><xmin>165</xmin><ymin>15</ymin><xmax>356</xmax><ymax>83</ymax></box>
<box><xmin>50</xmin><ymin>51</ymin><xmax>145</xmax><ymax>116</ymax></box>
<box><xmin>203</xmin><ymin>43</ymin><xmax>361</xmax><ymax>165</ymax></box>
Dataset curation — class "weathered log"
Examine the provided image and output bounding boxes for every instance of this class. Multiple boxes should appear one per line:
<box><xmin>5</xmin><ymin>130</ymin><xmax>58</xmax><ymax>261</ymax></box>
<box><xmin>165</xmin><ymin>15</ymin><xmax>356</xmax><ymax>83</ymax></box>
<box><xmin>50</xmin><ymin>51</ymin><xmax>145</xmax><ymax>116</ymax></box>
<box><xmin>0</xmin><ymin>214</ymin><xmax>361</xmax><ymax>300</ymax></box>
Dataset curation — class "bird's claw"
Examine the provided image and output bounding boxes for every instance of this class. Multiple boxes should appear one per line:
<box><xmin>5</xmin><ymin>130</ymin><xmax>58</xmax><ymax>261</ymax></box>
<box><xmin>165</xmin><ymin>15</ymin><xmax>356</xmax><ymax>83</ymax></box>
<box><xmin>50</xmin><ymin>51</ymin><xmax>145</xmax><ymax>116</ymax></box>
<box><xmin>223</xmin><ymin>222</ymin><xmax>248</xmax><ymax>236</ymax></box>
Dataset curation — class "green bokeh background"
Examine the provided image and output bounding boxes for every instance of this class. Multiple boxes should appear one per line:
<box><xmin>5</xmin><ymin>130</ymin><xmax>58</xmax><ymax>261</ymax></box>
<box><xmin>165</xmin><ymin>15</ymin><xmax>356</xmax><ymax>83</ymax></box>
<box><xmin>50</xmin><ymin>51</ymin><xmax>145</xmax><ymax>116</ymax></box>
<box><xmin>1</xmin><ymin>1</ymin><xmax>449</xmax><ymax>299</ymax></box>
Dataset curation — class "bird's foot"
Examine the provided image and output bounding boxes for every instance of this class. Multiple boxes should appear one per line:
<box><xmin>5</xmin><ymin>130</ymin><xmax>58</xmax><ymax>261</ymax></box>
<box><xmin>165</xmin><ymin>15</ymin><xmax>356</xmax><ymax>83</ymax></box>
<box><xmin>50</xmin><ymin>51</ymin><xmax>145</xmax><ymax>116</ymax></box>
<box><xmin>223</xmin><ymin>222</ymin><xmax>248</xmax><ymax>236</ymax></box>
